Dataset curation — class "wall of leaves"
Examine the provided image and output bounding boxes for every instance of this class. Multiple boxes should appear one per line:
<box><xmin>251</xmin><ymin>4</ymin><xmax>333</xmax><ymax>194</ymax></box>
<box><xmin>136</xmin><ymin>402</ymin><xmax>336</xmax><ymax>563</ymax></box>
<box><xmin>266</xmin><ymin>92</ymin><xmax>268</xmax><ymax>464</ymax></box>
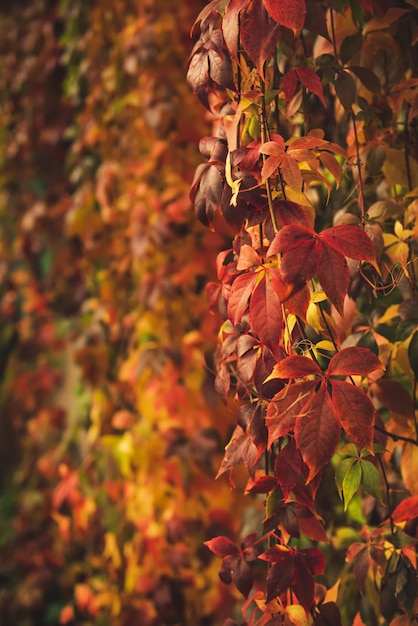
<box><xmin>0</xmin><ymin>1</ymin><xmax>250</xmax><ymax>624</ymax></box>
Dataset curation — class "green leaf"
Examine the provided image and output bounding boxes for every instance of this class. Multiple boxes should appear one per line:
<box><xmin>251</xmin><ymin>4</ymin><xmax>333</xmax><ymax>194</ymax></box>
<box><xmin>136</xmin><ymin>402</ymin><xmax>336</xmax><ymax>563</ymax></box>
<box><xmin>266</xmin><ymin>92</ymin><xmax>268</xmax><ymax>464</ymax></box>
<box><xmin>335</xmin><ymin>71</ymin><xmax>357</xmax><ymax>112</ymax></box>
<box><xmin>342</xmin><ymin>460</ymin><xmax>362</xmax><ymax>510</ymax></box>
<box><xmin>340</xmin><ymin>32</ymin><xmax>363</xmax><ymax>64</ymax></box>
<box><xmin>335</xmin><ymin>456</ymin><xmax>356</xmax><ymax>498</ymax></box>
<box><xmin>360</xmin><ymin>460</ymin><xmax>384</xmax><ymax>504</ymax></box>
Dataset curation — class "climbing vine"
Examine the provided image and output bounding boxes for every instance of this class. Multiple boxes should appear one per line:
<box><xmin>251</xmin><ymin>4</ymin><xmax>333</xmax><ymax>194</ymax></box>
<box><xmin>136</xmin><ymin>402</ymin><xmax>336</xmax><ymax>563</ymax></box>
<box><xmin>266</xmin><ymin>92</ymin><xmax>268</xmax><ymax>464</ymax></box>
<box><xmin>188</xmin><ymin>1</ymin><xmax>418</xmax><ymax>624</ymax></box>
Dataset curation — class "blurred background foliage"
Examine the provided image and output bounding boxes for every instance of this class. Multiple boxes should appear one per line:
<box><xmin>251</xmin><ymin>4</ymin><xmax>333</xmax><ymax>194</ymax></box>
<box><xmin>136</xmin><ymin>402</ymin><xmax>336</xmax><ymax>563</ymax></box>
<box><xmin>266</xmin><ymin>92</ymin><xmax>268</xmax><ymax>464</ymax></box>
<box><xmin>0</xmin><ymin>1</ymin><xmax>253</xmax><ymax>624</ymax></box>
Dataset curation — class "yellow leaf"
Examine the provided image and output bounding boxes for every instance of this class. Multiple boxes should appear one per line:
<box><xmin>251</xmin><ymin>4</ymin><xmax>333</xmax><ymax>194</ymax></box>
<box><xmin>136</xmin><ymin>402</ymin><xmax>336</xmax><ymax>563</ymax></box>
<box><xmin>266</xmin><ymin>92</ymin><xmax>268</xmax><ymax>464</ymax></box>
<box><xmin>104</xmin><ymin>532</ymin><xmax>122</xmax><ymax>569</ymax></box>
<box><xmin>401</xmin><ymin>442</ymin><xmax>418</xmax><ymax>495</ymax></box>
<box><xmin>285</xmin><ymin>604</ymin><xmax>309</xmax><ymax>626</ymax></box>
<box><xmin>382</xmin><ymin>148</ymin><xmax>418</xmax><ymax>189</ymax></box>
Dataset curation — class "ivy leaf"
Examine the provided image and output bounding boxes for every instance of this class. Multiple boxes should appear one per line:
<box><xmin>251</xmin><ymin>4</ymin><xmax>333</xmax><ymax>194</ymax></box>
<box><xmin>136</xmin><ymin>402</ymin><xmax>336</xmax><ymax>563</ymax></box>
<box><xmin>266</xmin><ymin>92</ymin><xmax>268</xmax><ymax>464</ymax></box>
<box><xmin>262</xmin><ymin>0</ymin><xmax>306</xmax><ymax>34</ymax></box>
<box><xmin>407</xmin><ymin>330</ymin><xmax>418</xmax><ymax>377</ymax></box>
<box><xmin>274</xmin><ymin>439</ymin><xmax>302</xmax><ymax>497</ymax></box>
<box><xmin>273</xmin><ymin>199</ymin><xmax>313</xmax><ymax>229</ymax></box>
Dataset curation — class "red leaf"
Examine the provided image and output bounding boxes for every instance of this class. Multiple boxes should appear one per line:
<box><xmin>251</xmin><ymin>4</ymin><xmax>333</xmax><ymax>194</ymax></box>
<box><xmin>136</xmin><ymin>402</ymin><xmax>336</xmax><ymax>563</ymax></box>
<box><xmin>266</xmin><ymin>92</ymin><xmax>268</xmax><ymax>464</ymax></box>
<box><xmin>299</xmin><ymin>547</ymin><xmax>326</xmax><ymax>575</ymax></box>
<box><xmin>291</xmin><ymin>558</ymin><xmax>315</xmax><ymax>614</ymax></box>
<box><xmin>221</xmin><ymin>554</ymin><xmax>254</xmax><ymax>597</ymax></box>
<box><xmin>297</xmin><ymin>514</ymin><xmax>329</xmax><ymax>543</ymax></box>
<box><xmin>275</xmin><ymin>439</ymin><xmax>302</xmax><ymax>496</ymax></box>
<box><xmin>227</xmin><ymin>272</ymin><xmax>257</xmax><ymax>324</ymax></box>
<box><xmin>245</xmin><ymin>474</ymin><xmax>278</xmax><ymax>494</ymax></box>
<box><xmin>262</xmin><ymin>0</ymin><xmax>306</xmax><ymax>34</ymax></box>
<box><xmin>272</xmin><ymin>354</ymin><xmax>322</xmax><ymax>379</ymax></box>
<box><xmin>282</xmin><ymin>69</ymin><xmax>298</xmax><ymax>103</ymax></box>
<box><xmin>261</xmin><ymin>544</ymin><xmax>292</xmax><ymax>563</ymax></box>
<box><xmin>266</xmin><ymin>560</ymin><xmax>293</xmax><ymax>601</ymax></box>
<box><xmin>266</xmin><ymin>380</ymin><xmax>318</xmax><ymax>446</ymax></box>
<box><xmin>370</xmin><ymin>379</ymin><xmax>413</xmax><ymax>418</ymax></box>
<box><xmin>330</xmin><ymin>380</ymin><xmax>375</xmax><ymax>451</ymax></box>
<box><xmin>295</xmin><ymin>385</ymin><xmax>341</xmax><ymax>481</ymax></box>
<box><xmin>240</xmin><ymin>0</ymin><xmax>282</xmax><ymax>77</ymax></box>
<box><xmin>249</xmin><ymin>272</ymin><xmax>284</xmax><ymax>357</ymax></box>
<box><xmin>328</xmin><ymin>347</ymin><xmax>382</xmax><ymax>377</ymax></box>
<box><xmin>216</xmin><ymin>424</ymin><xmax>260</xmax><ymax>479</ymax></box>
<box><xmin>222</xmin><ymin>0</ymin><xmax>250</xmax><ymax>60</ymax></box>
<box><xmin>304</xmin><ymin>0</ymin><xmax>330</xmax><ymax>40</ymax></box>
<box><xmin>273</xmin><ymin>199</ymin><xmax>313</xmax><ymax>229</ymax></box>
<box><xmin>295</xmin><ymin>67</ymin><xmax>326</xmax><ymax>106</ymax></box>
<box><xmin>392</xmin><ymin>496</ymin><xmax>418</xmax><ymax>523</ymax></box>
<box><xmin>205</xmin><ymin>536</ymin><xmax>238</xmax><ymax>556</ymax></box>
<box><xmin>317</xmin><ymin>243</ymin><xmax>349</xmax><ymax>316</ymax></box>
<box><xmin>280</xmin><ymin>154</ymin><xmax>303</xmax><ymax>191</ymax></box>
<box><xmin>320</xmin><ymin>225</ymin><xmax>377</xmax><ymax>265</ymax></box>
<box><xmin>269</xmin><ymin>224</ymin><xmax>319</xmax><ymax>285</ymax></box>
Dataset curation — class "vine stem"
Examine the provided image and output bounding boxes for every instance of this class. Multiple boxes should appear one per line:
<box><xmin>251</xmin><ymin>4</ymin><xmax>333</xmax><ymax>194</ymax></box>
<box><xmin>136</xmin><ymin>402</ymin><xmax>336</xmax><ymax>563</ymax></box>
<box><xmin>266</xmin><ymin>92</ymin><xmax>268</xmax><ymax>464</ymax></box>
<box><xmin>377</xmin><ymin>454</ymin><xmax>395</xmax><ymax>535</ymax></box>
<box><xmin>351</xmin><ymin>109</ymin><xmax>366</xmax><ymax>226</ymax></box>
<box><xmin>259</xmin><ymin>88</ymin><xmax>280</xmax><ymax>233</ymax></box>
<box><xmin>374</xmin><ymin>424</ymin><xmax>418</xmax><ymax>447</ymax></box>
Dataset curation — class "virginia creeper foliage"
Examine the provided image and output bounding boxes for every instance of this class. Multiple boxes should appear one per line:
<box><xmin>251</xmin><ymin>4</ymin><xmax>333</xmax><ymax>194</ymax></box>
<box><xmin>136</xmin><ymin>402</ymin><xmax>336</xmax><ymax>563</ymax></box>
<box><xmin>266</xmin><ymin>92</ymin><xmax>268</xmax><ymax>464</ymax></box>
<box><xmin>189</xmin><ymin>0</ymin><xmax>418</xmax><ymax>624</ymax></box>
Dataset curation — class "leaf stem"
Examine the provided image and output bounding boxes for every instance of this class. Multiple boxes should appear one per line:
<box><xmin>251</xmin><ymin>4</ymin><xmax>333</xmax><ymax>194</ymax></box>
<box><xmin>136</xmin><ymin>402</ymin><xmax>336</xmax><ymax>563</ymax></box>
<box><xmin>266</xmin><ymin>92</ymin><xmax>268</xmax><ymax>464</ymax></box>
<box><xmin>374</xmin><ymin>424</ymin><xmax>418</xmax><ymax>447</ymax></box>
<box><xmin>259</xmin><ymin>89</ymin><xmax>280</xmax><ymax>233</ymax></box>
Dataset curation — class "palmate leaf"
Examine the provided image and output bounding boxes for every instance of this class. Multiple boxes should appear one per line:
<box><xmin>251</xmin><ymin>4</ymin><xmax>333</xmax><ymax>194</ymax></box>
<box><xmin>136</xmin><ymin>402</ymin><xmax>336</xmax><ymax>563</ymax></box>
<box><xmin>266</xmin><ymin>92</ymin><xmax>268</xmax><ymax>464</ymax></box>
<box><xmin>266</xmin><ymin>349</ymin><xmax>381</xmax><ymax>479</ymax></box>
<box><xmin>267</xmin><ymin>224</ymin><xmax>377</xmax><ymax>315</ymax></box>
<box><xmin>205</xmin><ymin>532</ymin><xmax>260</xmax><ymax>598</ymax></box>
<box><xmin>261</xmin><ymin>545</ymin><xmax>325</xmax><ymax>613</ymax></box>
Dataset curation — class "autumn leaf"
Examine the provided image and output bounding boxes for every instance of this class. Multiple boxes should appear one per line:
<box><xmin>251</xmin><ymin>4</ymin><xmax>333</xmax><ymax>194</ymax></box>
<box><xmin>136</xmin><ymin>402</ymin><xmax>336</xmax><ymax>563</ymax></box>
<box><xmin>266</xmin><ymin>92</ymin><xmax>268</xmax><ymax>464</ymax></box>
<box><xmin>239</xmin><ymin>0</ymin><xmax>282</xmax><ymax>78</ymax></box>
<box><xmin>187</xmin><ymin>27</ymin><xmax>235</xmax><ymax>110</ymax></box>
<box><xmin>266</xmin><ymin>349</ymin><xmax>381</xmax><ymax>478</ymax></box>
<box><xmin>249</xmin><ymin>269</ymin><xmax>285</xmax><ymax>358</ymax></box>
<box><xmin>205</xmin><ymin>533</ymin><xmax>260</xmax><ymax>598</ymax></box>
<box><xmin>392</xmin><ymin>495</ymin><xmax>418</xmax><ymax>523</ymax></box>
<box><xmin>261</xmin><ymin>545</ymin><xmax>325</xmax><ymax>613</ymax></box>
<box><xmin>267</xmin><ymin>224</ymin><xmax>377</xmax><ymax>315</ymax></box>
<box><xmin>262</xmin><ymin>0</ymin><xmax>306</xmax><ymax>35</ymax></box>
